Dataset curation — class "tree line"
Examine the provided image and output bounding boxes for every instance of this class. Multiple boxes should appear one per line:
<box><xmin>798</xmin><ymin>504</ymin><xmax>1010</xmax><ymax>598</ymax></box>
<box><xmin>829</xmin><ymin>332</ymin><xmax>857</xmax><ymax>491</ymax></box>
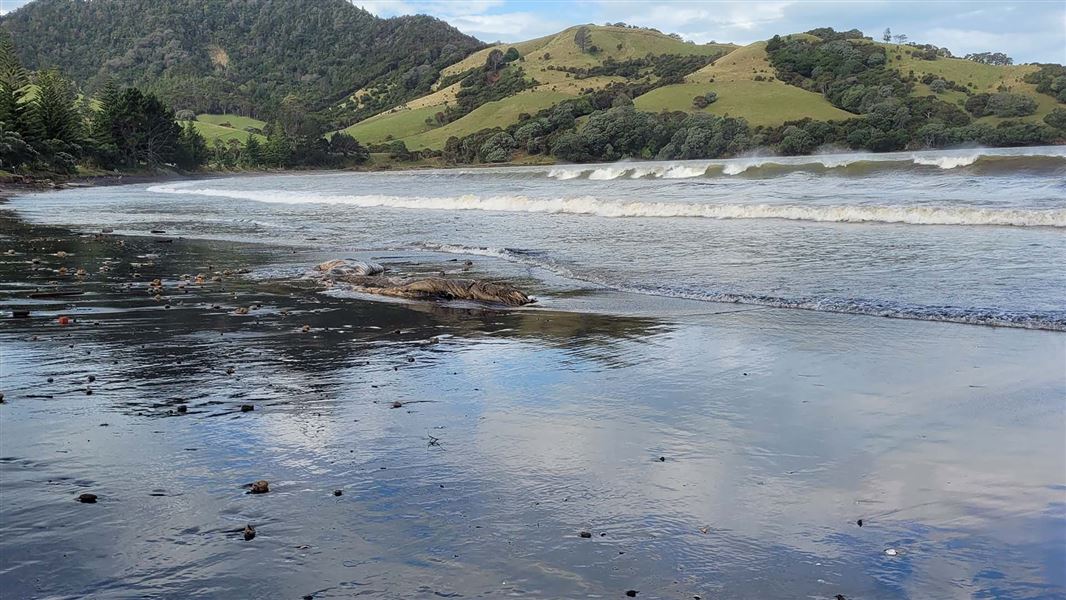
<box><xmin>0</xmin><ymin>31</ymin><xmax>208</xmax><ymax>175</ymax></box>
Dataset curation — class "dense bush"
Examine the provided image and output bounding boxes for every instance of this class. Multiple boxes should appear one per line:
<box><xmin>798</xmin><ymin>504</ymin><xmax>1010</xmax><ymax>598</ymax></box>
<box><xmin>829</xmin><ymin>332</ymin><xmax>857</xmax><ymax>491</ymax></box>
<box><xmin>1043</xmin><ymin>108</ymin><xmax>1066</xmax><ymax>130</ymax></box>
<box><xmin>1023</xmin><ymin>64</ymin><xmax>1066</xmax><ymax>103</ymax></box>
<box><xmin>965</xmin><ymin>92</ymin><xmax>1038</xmax><ymax>118</ymax></box>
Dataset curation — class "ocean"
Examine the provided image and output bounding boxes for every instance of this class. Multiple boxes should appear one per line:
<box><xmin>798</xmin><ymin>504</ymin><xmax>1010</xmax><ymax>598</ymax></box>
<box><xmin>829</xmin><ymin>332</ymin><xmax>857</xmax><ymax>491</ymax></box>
<box><xmin>12</xmin><ymin>146</ymin><xmax>1066</xmax><ymax>330</ymax></box>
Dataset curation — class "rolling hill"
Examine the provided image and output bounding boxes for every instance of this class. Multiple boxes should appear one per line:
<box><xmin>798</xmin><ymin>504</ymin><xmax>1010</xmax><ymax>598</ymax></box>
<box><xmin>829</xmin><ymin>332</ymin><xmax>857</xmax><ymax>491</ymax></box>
<box><xmin>341</xmin><ymin>25</ymin><xmax>737</xmax><ymax>148</ymax></box>
<box><xmin>340</xmin><ymin>25</ymin><xmax>1062</xmax><ymax>153</ymax></box>
<box><xmin>636</xmin><ymin>41</ymin><xmax>854</xmax><ymax>125</ymax></box>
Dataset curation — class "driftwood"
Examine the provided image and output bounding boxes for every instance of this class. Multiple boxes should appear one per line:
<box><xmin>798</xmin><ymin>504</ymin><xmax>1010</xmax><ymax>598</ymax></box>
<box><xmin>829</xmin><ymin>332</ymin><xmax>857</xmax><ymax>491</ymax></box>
<box><xmin>314</xmin><ymin>259</ymin><xmax>532</xmax><ymax>306</ymax></box>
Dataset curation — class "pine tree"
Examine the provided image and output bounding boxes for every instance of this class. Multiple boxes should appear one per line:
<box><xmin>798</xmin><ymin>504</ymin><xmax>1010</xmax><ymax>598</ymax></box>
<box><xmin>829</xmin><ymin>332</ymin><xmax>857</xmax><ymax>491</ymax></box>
<box><xmin>0</xmin><ymin>29</ymin><xmax>39</xmax><ymax>145</ymax></box>
<box><xmin>241</xmin><ymin>134</ymin><xmax>262</xmax><ymax>167</ymax></box>
<box><xmin>34</xmin><ymin>69</ymin><xmax>83</xmax><ymax>145</ymax></box>
<box><xmin>86</xmin><ymin>79</ymin><xmax>122</xmax><ymax>168</ymax></box>
<box><xmin>175</xmin><ymin>122</ymin><xmax>208</xmax><ymax>169</ymax></box>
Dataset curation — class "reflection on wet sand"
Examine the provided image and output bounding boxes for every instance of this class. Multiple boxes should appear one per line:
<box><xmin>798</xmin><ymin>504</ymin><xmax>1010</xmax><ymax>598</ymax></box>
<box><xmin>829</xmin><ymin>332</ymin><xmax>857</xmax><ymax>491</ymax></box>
<box><xmin>1</xmin><ymin>214</ymin><xmax>1063</xmax><ymax>599</ymax></box>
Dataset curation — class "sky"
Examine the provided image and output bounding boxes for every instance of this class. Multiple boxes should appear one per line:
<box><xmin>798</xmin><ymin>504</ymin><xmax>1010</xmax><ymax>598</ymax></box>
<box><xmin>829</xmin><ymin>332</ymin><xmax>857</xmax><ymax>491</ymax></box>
<box><xmin>1</xmin><ymin>0</ymin><xmax>1063</xmax><ymax>63</ymax></box>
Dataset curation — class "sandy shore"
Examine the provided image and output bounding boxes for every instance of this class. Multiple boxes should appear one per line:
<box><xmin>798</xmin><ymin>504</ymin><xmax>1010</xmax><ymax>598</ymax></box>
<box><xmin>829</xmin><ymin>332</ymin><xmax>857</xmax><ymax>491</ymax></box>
<box><xmin>1</xmin><ymin>213</ymin><xmax>1063</xmax><ymax>599</ymax></box>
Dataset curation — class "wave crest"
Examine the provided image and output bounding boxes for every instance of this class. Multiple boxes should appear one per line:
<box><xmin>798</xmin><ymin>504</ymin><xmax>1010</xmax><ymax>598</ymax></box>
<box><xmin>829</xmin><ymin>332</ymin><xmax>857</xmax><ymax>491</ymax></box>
<box><xmin>544</xmin><ymin>149</ymin><xmax>1066</xmax><ymax>180</ymax></box>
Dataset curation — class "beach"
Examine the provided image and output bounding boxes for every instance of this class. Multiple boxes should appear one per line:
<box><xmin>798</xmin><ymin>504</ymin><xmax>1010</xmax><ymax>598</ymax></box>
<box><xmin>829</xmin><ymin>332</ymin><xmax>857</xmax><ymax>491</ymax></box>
<box><xmin>1</xmin><ymin>194</ymin><xmax>1064</xmax><ymax>598</ymax></box>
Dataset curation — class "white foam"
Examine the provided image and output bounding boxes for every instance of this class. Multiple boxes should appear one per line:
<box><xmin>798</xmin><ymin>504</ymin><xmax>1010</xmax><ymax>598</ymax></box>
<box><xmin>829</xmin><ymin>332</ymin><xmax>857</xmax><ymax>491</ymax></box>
<box><xmin>661</xmin><ymin>165</ymin><xmax>709</xmax><ymax>178</ymax></box>
<box><xmin>547</xmin><ymin>168</ymin><xmax>583</xmax><ymax>180</ymax></box>
<box><xmin>147</xmin><ymin>185</ymin><xmax>1066</xmax><ymax>228</ymax></box>
<box><xmin>912</xmin><ymin>154</ymin><xmax>980</xmax><ymax>169</ymax></box>
<box><xmin>588</xmin><ymin>166</ymin><xmax>629</xmax><ymax>180</ymax></box>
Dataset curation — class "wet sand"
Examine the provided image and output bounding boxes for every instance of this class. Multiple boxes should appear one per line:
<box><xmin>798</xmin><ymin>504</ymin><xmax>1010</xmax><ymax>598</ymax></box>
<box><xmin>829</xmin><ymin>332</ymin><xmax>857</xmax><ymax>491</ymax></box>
<box><xmin>1</xmin><ymin>212</ymin><xmax>1064</xmax><ymax>599</ymax></box>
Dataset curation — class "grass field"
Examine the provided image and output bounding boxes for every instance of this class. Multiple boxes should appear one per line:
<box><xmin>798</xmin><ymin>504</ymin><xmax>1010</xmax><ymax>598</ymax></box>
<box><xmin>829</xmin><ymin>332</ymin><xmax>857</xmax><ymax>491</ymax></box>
<box><xmin>191</xmin><ymin>114</ymin><xmax>267</xmax><ymax>144</ymax></box>
<box><xmin>342</xmin><ymin>105</ymin><xmax>441</xmax><ymax>144</ymax></box>
<box><xmin>635</xmin><ymin>80</ymin><xmax>853</xmax><ymax>126</ymax></box>
<box><xmin>637</xmin><ymin>41</ymin><xmax>853</xmax><ymax>126</ymax></box>
<box><xmin>191</xmin><ymin>121</ymin><xmax>265</xmax><ymax>144</ymax></box>
<box><xmin>400</xmin><ymin>90</ymin><xmax>572</xmax><ymax>149</ymax></box>
<box><xmin>196</xmin><ymin>114</ymin><xmax>266</xmax><ymax>130</ymax></box>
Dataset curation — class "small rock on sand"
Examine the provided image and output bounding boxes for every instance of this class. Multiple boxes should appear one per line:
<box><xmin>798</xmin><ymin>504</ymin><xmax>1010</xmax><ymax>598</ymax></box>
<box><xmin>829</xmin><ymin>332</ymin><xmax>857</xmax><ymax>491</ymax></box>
<box><xmin>333</xmin><ymin>490</ymin><xmax>343</xmax><ymax>496</ymax></box>
<box><xmin>247</xmin><ymin>480</ymin><xmax>269</xmax><ymax>494</ymax></box>
<box><xmin>243</xmin><ymin>524</ymin><xmax>256</xmax><ymax>540</ymax></box>
<box><xmin>77</xmin><ymin>493</ymin><xmax>97</xmax><ymax>503</ymax></box>
<box><xmin>176</xmin><ymin>405</ymin><xmax>188</xmax><ymax>413</ymax></box>
<box><xmin>240</xmin><ymin>404</ymin><xmax>254</xmax><ymax>412</ymax></box>
<box><xmin>579</xmin><ymin>531</ymin><xmax>592</xmax><ymax>538</ymax></box>
<box><xmin>626</xmin><ymin>591</ymin><xmax>639</xmax><ymax>597</ymax></box>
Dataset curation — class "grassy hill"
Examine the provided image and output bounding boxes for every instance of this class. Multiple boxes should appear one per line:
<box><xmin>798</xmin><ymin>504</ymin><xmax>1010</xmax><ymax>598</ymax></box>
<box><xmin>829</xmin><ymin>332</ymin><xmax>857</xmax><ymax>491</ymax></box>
<box><xmin>341</xmin><ymin>25</ymin><xmax>736</xmax><ymax>149</ymax></box>
<box><xmin>884</xmin><ymin>44</ymin><xmax>1056</xmax><ymax>123</ymax></box>
<box><xmin>636</xmin><ymin>41</ymin><xmax>854</xmax><ymax>125</ymax></box>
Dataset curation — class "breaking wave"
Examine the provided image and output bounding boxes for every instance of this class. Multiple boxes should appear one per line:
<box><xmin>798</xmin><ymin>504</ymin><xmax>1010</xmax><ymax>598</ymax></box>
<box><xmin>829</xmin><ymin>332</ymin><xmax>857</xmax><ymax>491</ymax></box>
<box><xmin>409</xmin><ymin>242</ymin><xmax>1066</xmax><ymax>331</ymax></box>
<box><xmin>544</xmin><ymin>149</ymin><xmax>1066</xmax><ymax>180</ymax></box>
<box><xmin>147</xmin><ymin>185</ymin><xmax>1066</xmax><ymax>227</ymax></box>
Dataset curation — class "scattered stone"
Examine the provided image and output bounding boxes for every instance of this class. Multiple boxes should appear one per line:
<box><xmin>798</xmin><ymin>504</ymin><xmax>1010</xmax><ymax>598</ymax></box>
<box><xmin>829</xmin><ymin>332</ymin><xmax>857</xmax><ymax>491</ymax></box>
<box><xmin>626</xmin><ymin>591</ymin><xmax>639</xmax><ymax>598</ymax></box>
<box><xmin>226</xmin><ymin>366</ymin><xmax>235</xmax><ymax>375</ymax></box>
<box><xmin>88</xmin><ymin>375</ymin><xmax>96</xmax><ymax>383</ymax></box>
<box><xmin>856</xmin><ymin>519</ymin><xmax>863</xmax><ymax>527</ymax></box>
<box><xmin>247</xmin><ymin>480</ymin><xmax>270</xmax><ymax>494</ymax></box>
<box><xmin>243</xmin><ymin>524</ymin><xmax>256</xmax><ymax>541</ymax></box>
<box><xmin>176</xmin><ymin>404</ymin><xmax>188</xmax><ymax>413</ymax></box>
<box><xmin>240</xmin><ymin>404</ymin><xmax>254</xmax><ymax>412</ymax></box>
<box><xmin>10</xmin><ymin>309</ymin><xmax>30</xmax><ymax>318</ymax></box>
<box><xmin>333</xmin><ymin>490</ymin><xmax>342</xmax><ymax>496</ymax></box>
<box><xmin>579</xmin><ymin>531</ymin><xmax>592</xmax><ymax>538</ymax></box>
<box><xmin>234</xmin><ymin>307</ymin><xmax>249</xmax><ymax>315</ymax></box>
<box><xmin>85</xmin><ymin>388</ymin><xmax>93</xmax><ymax>396</ymax></box>
<box><xmin>835</xmin><ymin>595</ymin><xmax>847</xmax><ymax>600</ymax></box>
<box><xmin>47</xmin><ymin>377</ymin><xmax>53</xmax><ymax>383</ymax></box>
<box><xmin>302</xmin><ymin>324</ymin><xmax>311</xmax><ymax>333</ymax></box>
<box><xmin>150</xmin><ymin>229</ymin><xmax>166</xmax><ymax>234</ymax></box>
<box><xmin>390</xmin><ymin>401</ymin><xmax>403</xmax><ymax>409</ymax></box>
<box><xmin>658</xmin><ymin>456</ymin><xmax>666</xmax><ymax>462</ymax></box>
<box><xmin>407</xmin><ymin>357</ymin><xmax>415</xmax><ymax>363</ymax></box>
<box><xmin>77</xmin><ymin>493</ymin><xmax>97</xmax><ymax>503</ymax></box>
<box><xmin>57</xmin><ymin>316</ymin><xmax>72</xmax><ymax>326</ymax></box>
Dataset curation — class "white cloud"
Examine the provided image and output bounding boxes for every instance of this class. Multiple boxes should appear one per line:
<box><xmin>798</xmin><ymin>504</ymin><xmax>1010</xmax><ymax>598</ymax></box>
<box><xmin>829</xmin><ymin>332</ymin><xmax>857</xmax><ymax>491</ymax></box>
<box><xmin>445</xmin><ymin>12</ymin><xmax>563</xmax><ymax>40</ymax></box>
<box><xmin>925</xmin><ymin>27</ymin><xmax>1065</xmax><ymax>64</ymax></box>
<box><xmin>354</xmin><ymin>0</ymin><xmax>415</xmax><ymax>17</ymax></box>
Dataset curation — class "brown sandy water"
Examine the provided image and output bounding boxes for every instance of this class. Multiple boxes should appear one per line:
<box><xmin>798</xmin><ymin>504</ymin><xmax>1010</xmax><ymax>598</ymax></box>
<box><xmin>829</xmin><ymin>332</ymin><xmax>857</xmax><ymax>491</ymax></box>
<box><xmin>1</xmin><ymin>212</ymin><xmax>1064</xmax><ymax>599</ymax></box>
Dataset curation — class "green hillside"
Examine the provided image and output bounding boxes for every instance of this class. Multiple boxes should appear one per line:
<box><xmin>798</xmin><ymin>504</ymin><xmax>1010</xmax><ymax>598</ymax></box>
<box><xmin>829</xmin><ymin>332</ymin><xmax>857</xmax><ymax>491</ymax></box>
<box><xmin>638</xmin><ymin>41</ymin><xmax>853</xmax><ymax>125</ymax></box>
<box><xmin>884</xmin><ymin>44</ymin><xmax>1056</xmax><ymax>123</ymax></box>
<box><xmin>341</xmin><ymin>25</ymin><xmax>736</xmax><ymax>149</ymax></box>
<box><xmin>402</xmin><ymin>90</ymin><xmax>572</xmax><ymax>150</ymax></box>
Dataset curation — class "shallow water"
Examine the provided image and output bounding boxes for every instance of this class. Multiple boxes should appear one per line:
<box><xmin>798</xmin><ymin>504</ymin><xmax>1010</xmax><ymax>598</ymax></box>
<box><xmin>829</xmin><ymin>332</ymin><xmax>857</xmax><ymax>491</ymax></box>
<box><xmin>0</xmin><ymin>211</ymin><xmax>1064</xmax><ymax>599</ymax></box>
<box><xmin>9</xmin><ymin>146</ymin><xmax>1066</xmax><ymax>330</ymax></box>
